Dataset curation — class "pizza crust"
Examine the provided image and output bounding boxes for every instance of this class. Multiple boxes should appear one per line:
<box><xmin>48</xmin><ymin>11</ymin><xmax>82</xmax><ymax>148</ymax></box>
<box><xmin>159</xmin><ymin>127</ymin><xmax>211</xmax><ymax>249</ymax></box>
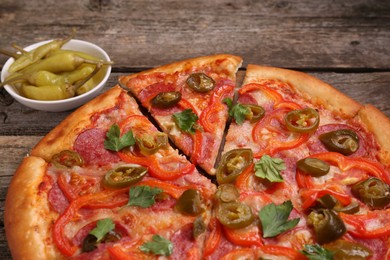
<box><xmin>4</xmin><ymin>156</ymin><xmax>64</xmax><ymax>260</ymax></box>
<box><xmin>119</xmin><ymin>54</ymin><xmax>242</xmax><ymax>86</ymax></box>
<box><xmin>358</xmin><ymin>104</ymin><xmax>390</xmax><ymax>164</ymax></box>
<box><xmin>31</xmin><ymin>85</ymin><xmax>134</xmax><ymax>161</ymax></box>
<box><xmin>244</xmin><ymin>64</ymin><xmax>362</xmax><ymax>118</ymax></box>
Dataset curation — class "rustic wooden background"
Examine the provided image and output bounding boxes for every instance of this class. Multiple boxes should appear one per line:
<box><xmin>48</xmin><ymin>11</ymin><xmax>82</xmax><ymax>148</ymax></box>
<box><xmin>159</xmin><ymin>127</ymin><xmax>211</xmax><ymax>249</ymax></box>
<box><xmin>1</xmin><ymin>0</ymin><xmax>390</xmax><ymax>258</ymax></box>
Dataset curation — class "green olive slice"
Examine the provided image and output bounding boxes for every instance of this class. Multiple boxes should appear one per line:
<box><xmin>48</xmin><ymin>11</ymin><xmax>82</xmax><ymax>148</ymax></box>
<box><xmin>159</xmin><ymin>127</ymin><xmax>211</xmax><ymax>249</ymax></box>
<box><xmin>103</xmin><ymin>164</ymin><xmax>147</xmax><ymax>189</ymax></box>
<box><xmin>151</xmin><ymin>91</ymin><xmax>182</xmax><ymax>108</ymax></box>
<box><xmin>297</xmin><ymin>158</ymin><xmax>330</xmax><ymax>177</ymax></box>
<box><xmin>186</xmin><ymin>73</ymin><xmax>215</xmax><ymax>92</ymax></box>
<box><xmin>216</xmin><ymin>149</ymin><xmax>253</xmax><ymax>184</ymax></box>
<box><xmin>319</xmin><ymin>129</ymin><xmax>359</xmax><ymax>155</ymax></box>
<box><xmin>217</xmin><ymin>201</ymin><xmax>254</xmax><ymax>229</ymax></box>
<box><xmin>351</xmin><ymin>177</ymin><xmax>390</xmax><ymax>210</ymax></box>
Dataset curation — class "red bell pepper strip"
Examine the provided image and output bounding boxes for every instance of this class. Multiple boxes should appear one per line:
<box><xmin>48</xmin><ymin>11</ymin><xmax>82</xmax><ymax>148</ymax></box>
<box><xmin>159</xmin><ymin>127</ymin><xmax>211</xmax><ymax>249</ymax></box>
<box><xmin>199</xmin><ymin>103</ymin><xmax>225</xmax><ymax>133</ymax></box>
<box><xmin>220</xmin><ymin>248</ymin><xmax>256</xmax><ymax>260</ymax></box>
<box><xmin>309</xmin><ymin>152</ymin><xmax>390</xmax><ymax>185</ymax></box>
<box><xmin>190</xmin><ymin>130</ymin><xmax>203</xmax><ymax>165</ymax></box>
<box><xmin>300</xmin><ymin>186</ymin><xmax>352</xmax><ymax>210</ymax></box>
<box><xmin>53</xmin><ymin>188</ymin><xmax>128</xmax><ymax>256</ymax></box>
<box><xmin>340</xmin><ymin>209</ymin><xmax>390</xmax><ymax>239</ymax></box>
<box><xmin>148</xmin><ymin>153</ymin><xmax>195</xmax><ymax>181</ymax></box>
<box><xmin>238</xmin><ymin>83</ymin><xmax>284</xmax><ymax>104</ymax></box>
<box><xmin>210</xmin><ymin>84</ymin><xmax>235</xmax><ymax>104</ymax></box>
<box><xmin>222</xmin><ymin>224</ymin><xmax>263</xmax><ymax>247</ymax></box>
<box><xmin>235</xmin><ymin>163</ymin><xmax>254</xmax><ymax>191</ymax></box>
<box><xmin>259</xmin><ymin>245</ymin><xmax>307</xmax><ymax>260</ymax></box>
<box><xmin>203</xmin><ymin>217</ymin><xmax>222</xmax><ymax>257</ymax></box>
<box><xmin>252</xmin><ymin>102</ymin><xmax>308</xmax><ymax>158</ymax></box>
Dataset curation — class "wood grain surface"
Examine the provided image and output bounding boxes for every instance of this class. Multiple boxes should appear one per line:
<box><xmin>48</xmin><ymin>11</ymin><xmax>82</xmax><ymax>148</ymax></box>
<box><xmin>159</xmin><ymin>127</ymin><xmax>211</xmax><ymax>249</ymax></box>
<box><xmin>1</xmin><ymin>0</ymin><xmax>389</xmax><ymax>258</ymax></box>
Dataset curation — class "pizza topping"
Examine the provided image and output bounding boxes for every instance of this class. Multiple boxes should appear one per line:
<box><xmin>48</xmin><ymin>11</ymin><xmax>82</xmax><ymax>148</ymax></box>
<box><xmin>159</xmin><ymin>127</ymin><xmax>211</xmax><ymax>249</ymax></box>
<box><xmin>297</xmin><ymin>158</ymin><xmax>330</xmax><ymax>177</ymax></box>
<box><xmin>186</xmin><ymin>72</ymin><xmax>215</xmax><ymax>92</ymax></box>
<box><xmin>307</xmin><ymin>209</ymin><xmax>346</xmax><ymax>244</ymax></box>
<box><xmin>254</xmin><ymin>154</ymin><xmax>285</xmax><ymax>182</ymax></box>
<box><xmin>259</xmin><ymin>200</ymin><xmax>300</xmax><ymax>238</ymax></box>
<box><xmin>74</xmin><ymin>128</ymin><xmax>120</xmax><ymax>166</ymax></box>
<box><xmin>135</xmin><ymin>132</ymin><xmax>168</xmax><ymax>155</ymax></box>
<box><xmin>323</xmin><ymin>239</ymin><xmax>372</xmax><ymax>259</ymax></box>
<box><xmin>319</xmin><ymin>129</ymin><xmax>359</xmax><ymax>156</ymax></box>
<box><xmin>193</xmin><ymin>216</ymin><xmax>206</xmax><ymax>238</ymax></box>
<box><xmin>172</xmin><ymin>109</ymin><xmax>199</xmax><ymax>134</ymax></box>
<box><xmin>351</xmin><ymin>177</ymin><xmax>390</xmax><ymax>210</ymax></box>
<box><xmin>175</xmin><ymin>189</ymin><xmax>203</xmax><ymax>216</ymax></box>
<box><xmin>104</xmin><ymin>124</ymin><xmax>136</xmax><ymax>152</ymax></box>
<box><xmin>216</xmin><ymin>149</ymin><xmax>253</xmax><ymax>184</ymax></box>
<box><xmin>217</xmin><ymin>201</ymin><xmax>254</xmax><ymax>229</ymax></box>
<box><xmin>151</xmin><ymin>91</ymin><xmax>182</xmax><ymax>108</ymax></box>
<box><xmin>223</xmin><ymin>98</ymin><xmax>250</xmax><ymax>125</ymax></box>
<box><xmin>139</xmin><ymin>234</ymin><xmax>173</xmax><ymax>256</ymax></box>
<box><xmin>215</xmin><ymin>184</ymin><xmax>240</xmax><ymax>204</ymax></box>
<box><xmin>315</xmin><ymin>194</ymin><xmax>360</xmax><ymax>214</ymax></box>
<box><xmin>285</xmin><ymin>108</ymin><xmax>320</xmax><ymax>133</ymax></box>
<box><xmin>300</xmin><ymin>244</ymin><xmax>334</xmax><ymax>260</ymax></box>
<box><xmin>102</xmin><ymin>164</ymin><xmax>148</xmax><ymax>189</ymax></box>
<box><xmin>127</xmin><ymin>185</ymin><xmax>163</xmax><ymax>208</ymax></box>
<box><xmin>51</xmin><ymin>150</ymin><xmax>84</xmax><ymax>168</ymax></box>
<box><xmin>89</xmin><ymin>218</ymin><xmax>116</xmax><ymax>242</ymax></box>
<box><xmin>245</xmin><ymin>104</ymin><xmax>266</xmax><ymax>123</ymax></box>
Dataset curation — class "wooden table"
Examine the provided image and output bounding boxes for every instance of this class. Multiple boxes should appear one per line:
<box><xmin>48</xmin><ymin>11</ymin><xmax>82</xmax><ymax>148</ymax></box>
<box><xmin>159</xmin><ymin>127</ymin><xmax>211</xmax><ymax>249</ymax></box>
<box><xmin>0</xmin><ymin>0</ymin><xmax>389</xmax><ymax>258</ymax></box>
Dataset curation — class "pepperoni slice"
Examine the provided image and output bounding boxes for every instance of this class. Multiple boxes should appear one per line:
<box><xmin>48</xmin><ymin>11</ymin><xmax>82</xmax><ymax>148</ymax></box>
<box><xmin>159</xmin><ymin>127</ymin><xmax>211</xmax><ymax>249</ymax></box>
<box><xmin>74</xmin><ymin>128</ymin><xmax>120</xmax><ymax>166</ymax></box>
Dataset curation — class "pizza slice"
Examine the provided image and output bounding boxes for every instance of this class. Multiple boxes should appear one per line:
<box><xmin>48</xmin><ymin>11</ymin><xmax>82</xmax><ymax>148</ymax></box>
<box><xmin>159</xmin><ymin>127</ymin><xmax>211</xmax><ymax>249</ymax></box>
<box><xmin>119</xmin><ymin>54</ymin><xmax>242</xmax><ymax>175</ymax></box>
<box><xmin>205</xmin><ymin>65</ymin><xmax>390</xmax><ymax>258</ymax></box>
<box><xmin>5</xmin><ymin>86</ymin><xmax>216</xmax><ymax>259</ymax></box>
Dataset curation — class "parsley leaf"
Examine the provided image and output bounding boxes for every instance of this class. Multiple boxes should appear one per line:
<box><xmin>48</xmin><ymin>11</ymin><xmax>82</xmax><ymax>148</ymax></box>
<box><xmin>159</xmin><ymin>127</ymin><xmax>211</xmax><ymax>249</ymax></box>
<box><xmin>89</xmin><ymin>218</ymin><xmax>115</xmax><ymax>242</ymax></box>
<box><xmin>139</xmin><ymin>234</ymin><xmax>173</xmax><ymax>256</ymax></box>
<box><xmin>127</xmin><ymin>185</ymin><xmax>163</xmax><ymax>208</ymax></box>
<box><xmin>104</xmin><ymin>124</ymin><xmax>135</xmax><ymax>152</ymax></box>
<box><xmin>172</xmin><ymin>109</ymin><xmax>199</xmax><ymax>134</ymax></box>
<box><xmin>254</xmin><ymin>154</ymin><xmax>285</xmax><ymax>182</ymax></box>
<box><xmin>301</xmin><ymin>244</ymin><xmax>334</xmax><ymax>260</ymax></box>
<box><xmin>223</xmin><ymin>98</ymin><xmax>250</xmax><ymax>125</ymax></box>
<box><xmin>259</xmin><ymin>200</ymin><xmax>300</xmax><ymax>238</ymax></box>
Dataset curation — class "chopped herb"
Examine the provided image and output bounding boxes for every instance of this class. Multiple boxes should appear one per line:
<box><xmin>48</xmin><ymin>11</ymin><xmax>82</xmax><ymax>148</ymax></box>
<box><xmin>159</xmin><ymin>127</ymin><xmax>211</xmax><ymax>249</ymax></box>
<box><xmin>223</xmin><ymin>98</ymin><xmax>250</xmax><ymax>125</ymax></box>
<box><xmin>89</xmin><ymin>218</ymin><xmax>115</xmax><ymax>242</ymax></box>
<box><xmin>172</xmin><ymin>109</ymin><xmax>199</xmax><ymax>134</ymax></box>
<box><xmin>300</xmin><ymin>244</ymin><xmax>334</xmax><ymax>260</ymax></box>
<box><xmin>127</xmin><ymin>185</ymin><xmax>163</xmax><ymax>208</ymax></box>
<box><xmin>139</xmin><ymin>234</ymin><xmax>173</xmax><ymax>256</ymax></box>
<box><xmin>254</xmin><ymin>154</ymin><xmax>285</xmax><ymax>182</ymax></box>
<box><xmin>259</xmin><ymin>200</ymin><xmax>300</xmax><ymax>238</ymax></box>
<box><xmin>104</xmin><ymin>124</ymin><xmax>135</xmax><ymax>152</ymax></box>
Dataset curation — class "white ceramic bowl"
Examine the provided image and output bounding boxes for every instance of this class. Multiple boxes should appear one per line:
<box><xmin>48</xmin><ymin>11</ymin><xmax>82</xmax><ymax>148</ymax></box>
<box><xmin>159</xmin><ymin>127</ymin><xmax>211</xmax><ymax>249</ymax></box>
<box><xmin>1</xmin><ymin>39</ymin><xmax>111</xmax><ymax>112</ymax></box>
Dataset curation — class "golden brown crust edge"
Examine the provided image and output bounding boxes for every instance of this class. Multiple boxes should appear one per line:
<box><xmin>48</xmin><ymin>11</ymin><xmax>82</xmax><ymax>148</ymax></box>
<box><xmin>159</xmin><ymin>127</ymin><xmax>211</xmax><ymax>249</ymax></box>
<box><xmin>244</xmin><ymin>64</ymin><xmax>362</xmax><ymax>118</ymax></box>
<box><xmin>31</xmin><ymin>85</ymin><xmax>132</xmax><ymax>161</ymax></box>
<box><xmin>119</xmin><ymin>54</ymin><xmax>243</xmax><ymax>85</ymax></box>
<box><xmin>358</xmin><ymin>104</ymin><xmax>390</xmax><ymax>165</ymax></box>
<box><xmin>4</xmin><ymin>156</ymin><xmax>64</xmax><ymax>260</ymax></box>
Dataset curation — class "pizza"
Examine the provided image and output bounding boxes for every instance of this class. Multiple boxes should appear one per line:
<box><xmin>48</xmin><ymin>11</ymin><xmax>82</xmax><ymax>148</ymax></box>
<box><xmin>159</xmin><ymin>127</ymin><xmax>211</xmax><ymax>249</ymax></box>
<box><xmin>4</xmin><ymin>55</ymin><xmax>390</xmax><ymax>259</ymax></box>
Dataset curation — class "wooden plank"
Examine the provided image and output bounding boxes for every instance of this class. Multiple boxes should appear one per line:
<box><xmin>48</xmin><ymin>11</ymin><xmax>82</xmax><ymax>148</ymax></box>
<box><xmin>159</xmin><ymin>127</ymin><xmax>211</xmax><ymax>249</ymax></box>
<box><xmin>0</xmin><ymin>0</ymin><xmax>389</xmax><ymax>70</ymax></box>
